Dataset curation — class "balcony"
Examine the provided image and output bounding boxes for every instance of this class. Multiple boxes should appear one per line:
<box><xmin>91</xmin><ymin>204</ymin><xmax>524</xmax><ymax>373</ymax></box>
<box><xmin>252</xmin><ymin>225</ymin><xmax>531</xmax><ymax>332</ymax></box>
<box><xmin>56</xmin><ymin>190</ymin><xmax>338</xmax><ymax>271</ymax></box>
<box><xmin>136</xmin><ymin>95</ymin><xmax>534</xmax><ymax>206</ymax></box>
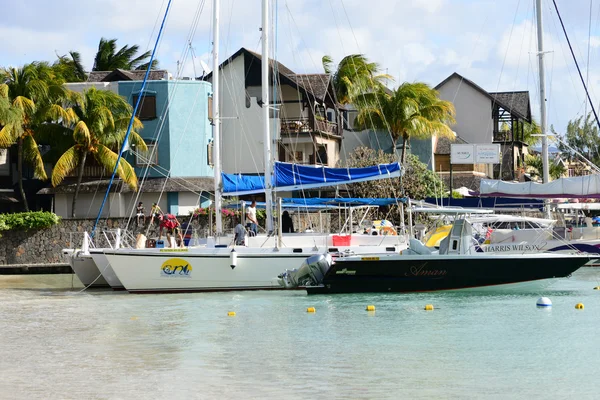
<box><xmin>280</xmin><ymin>117</ymin><xmax>340</xmax><ymax>136</ymax></box>
<box><xmin>67</xmin><ymin>164</ymin><xmax>107</xmax><ymax>178</ymax></box>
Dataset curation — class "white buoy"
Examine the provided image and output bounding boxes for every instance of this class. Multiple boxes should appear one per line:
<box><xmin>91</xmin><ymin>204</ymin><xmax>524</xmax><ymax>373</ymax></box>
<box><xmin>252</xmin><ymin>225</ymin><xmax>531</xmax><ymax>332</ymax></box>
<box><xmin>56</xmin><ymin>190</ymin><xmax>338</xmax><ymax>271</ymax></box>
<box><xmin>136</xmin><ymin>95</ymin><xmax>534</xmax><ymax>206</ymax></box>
<box><xmin>536</xmin><ymin>297</ymin><xmax>552</xmax><ymax>307</ymax></box>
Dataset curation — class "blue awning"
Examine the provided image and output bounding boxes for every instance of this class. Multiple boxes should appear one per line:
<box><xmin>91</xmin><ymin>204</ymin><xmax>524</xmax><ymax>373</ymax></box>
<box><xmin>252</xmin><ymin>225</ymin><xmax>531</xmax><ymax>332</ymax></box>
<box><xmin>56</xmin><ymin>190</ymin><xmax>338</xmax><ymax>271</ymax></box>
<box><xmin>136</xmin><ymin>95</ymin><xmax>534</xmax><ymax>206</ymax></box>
<box><xmin>222</xmin><ymin>161</ymin><xmax>402</xmax><ymax>196</ymax></box>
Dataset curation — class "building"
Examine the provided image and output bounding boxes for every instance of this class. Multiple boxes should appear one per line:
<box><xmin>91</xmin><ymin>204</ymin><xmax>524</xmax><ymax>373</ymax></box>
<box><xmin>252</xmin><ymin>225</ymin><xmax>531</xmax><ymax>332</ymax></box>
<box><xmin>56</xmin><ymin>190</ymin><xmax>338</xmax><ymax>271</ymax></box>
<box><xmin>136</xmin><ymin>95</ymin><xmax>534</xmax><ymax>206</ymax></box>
<box><xmin>205</xmin><ymin>48</ymin><xmax>343</xmax><ymax>175</ymax></box>
<box><xmin>412</xmin><ymin>72</ymin><xmax>533</xmax><ymax>190</ymax></box>
<box><xmin>38</xmin><ymin>69</ymin><xmax>214</xmax><ymax>218</ymax></box>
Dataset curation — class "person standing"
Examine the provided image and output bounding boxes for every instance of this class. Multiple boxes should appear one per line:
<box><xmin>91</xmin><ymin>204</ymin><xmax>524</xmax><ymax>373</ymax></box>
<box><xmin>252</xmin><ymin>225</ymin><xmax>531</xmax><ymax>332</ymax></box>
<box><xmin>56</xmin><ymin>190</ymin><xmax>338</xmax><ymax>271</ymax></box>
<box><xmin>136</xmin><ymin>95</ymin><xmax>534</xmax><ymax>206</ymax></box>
<box><xmin>233</xmin><ymin>217</ymin><xmax>247</xmax><ymax>246</ymax></box>
<box><xmin>246</xmin><ymin>200</ymin><xmax>258</xmax><ymax>236</ymax></box>
<box><xmin>281</xmin><ymin>210</ymin><xmax>294</xmax><ymax>233</ymax></box>
<box><xmin>150</xmin><ymin>202</ymin><xmax>163</xmax><ymax>225</ymax></box>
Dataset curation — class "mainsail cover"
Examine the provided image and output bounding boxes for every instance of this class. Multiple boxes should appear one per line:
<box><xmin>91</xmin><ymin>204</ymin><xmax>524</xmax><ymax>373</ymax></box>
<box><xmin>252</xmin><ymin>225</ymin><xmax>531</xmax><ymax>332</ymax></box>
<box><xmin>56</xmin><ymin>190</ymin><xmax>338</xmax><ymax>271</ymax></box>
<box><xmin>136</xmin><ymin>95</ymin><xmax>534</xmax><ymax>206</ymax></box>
<box><xmin>222</xmin><ymin>161</ymin><xmax>402</xmax><ymax>196</ymax></box>
<box><xmin>480</xmin><ymin>175</ymin><xmax>600</xmax><ymax>198</ymax></box>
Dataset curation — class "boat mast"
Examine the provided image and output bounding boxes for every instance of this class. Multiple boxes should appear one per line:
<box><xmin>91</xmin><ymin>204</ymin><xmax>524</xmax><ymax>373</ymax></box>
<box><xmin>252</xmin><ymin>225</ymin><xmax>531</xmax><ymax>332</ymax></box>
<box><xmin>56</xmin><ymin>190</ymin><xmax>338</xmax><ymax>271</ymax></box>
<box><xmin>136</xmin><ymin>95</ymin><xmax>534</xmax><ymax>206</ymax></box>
<box><xmin>213</xmin><ymin>0</ymin><xmax>223</xmax><ymax>236</ymax></box>
<box><xmin>536</xmin><ymin>0</ymin><xmax>550</xmax><ymax>184</ymax></box>
<box><xmin>262</xmin><ymin>0</ymin><xmax>274</xmax><ymax>233</ymax></box>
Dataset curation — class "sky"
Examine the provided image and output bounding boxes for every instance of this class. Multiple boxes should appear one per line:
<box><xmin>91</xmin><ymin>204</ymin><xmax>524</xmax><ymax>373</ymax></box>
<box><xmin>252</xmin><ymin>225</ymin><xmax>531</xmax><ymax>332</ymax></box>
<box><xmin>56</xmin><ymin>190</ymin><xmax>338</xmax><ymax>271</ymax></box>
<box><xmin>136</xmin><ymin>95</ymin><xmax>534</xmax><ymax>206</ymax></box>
<box><xmin>1</xmin><ymin>0</ymin><xmax>600</xmax><ymax>135</ymax></box>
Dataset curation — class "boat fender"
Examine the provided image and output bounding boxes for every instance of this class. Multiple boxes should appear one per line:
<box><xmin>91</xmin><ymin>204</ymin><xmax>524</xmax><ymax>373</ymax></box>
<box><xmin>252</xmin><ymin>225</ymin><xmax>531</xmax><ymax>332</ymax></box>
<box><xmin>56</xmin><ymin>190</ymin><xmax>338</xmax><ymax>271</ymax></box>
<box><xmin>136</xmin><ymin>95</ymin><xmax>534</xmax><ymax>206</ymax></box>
<box><xmin>230</xmin><ymin>249</ymin><xmax>237</xmax><ymax>269</ymax></box>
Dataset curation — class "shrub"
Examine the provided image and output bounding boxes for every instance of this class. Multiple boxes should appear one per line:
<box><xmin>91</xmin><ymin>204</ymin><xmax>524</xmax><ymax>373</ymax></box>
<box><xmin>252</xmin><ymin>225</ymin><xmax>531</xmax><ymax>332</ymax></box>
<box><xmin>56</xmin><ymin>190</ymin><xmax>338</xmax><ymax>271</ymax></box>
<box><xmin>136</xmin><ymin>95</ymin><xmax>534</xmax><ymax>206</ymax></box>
<box><xmin>0</xmin><ymin>211</ymin><xmax>61</xmax><ymax>231</ymax></box>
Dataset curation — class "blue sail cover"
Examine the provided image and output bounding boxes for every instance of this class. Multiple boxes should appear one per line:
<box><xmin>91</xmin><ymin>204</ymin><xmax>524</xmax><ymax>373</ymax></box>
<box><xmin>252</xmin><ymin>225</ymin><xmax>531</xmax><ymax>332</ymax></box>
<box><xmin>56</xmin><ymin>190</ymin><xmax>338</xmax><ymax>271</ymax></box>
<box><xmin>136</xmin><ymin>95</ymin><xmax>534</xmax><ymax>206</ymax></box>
<box><xmin>222</xmin><ymin>162</ymin><xmax>401</xmax><ymax>196</ymax></box>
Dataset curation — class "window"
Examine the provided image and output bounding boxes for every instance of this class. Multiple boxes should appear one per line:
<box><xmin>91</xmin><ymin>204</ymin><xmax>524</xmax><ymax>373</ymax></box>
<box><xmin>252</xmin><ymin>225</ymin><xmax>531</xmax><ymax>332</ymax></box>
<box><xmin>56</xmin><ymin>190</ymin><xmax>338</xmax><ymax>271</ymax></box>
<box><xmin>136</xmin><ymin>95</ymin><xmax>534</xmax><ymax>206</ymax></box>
<box><xmin>136</xmin><ymin>142</ymin><xmax>158</xmax><ymax>166</ymax></box>
<box><xmin>343</xmin><ymin>110</ymin><xmax>358</xmax><ymax>130</ymax></box>
<box><xmin>133</xmin><ymin>94</ymin><xmax>157</xmax><ymax>120</ymax></box>
<box><xmin>287</xmin><ymin>151</ymin><xmax>303</xmax><ymax>163</ymax></box>
<box><xmin>316</xmin><ymin>145</ymin><xmax>328</xmax><ymax>165</ymax></box>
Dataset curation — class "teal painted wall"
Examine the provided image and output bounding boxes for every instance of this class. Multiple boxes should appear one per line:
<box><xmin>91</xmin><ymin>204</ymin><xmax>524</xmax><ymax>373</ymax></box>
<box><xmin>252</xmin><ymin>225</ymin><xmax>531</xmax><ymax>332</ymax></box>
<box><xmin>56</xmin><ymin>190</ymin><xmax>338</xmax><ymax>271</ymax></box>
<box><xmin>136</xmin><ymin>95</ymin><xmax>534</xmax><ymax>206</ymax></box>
<box><xmin>167</xmin><ymin>192</ymin><xmax>179</xmax><ymax>215</ymax></box>
<box><xmin>118</xmin><ymin>80</ymin><xmax>213</xmax><ymax>179</ymax></box>
<box><xmin>165</xmin><ymin>81</ymin><xmax>214</xmax><ymax>178</ymax></box>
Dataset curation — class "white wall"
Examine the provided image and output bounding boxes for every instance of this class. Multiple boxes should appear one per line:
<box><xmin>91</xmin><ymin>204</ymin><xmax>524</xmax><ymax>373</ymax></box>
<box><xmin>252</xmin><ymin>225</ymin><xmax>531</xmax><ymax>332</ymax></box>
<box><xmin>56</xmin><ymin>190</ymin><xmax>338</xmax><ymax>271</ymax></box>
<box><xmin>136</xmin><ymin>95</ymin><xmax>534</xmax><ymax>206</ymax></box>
<box><xmin>177</xmin><ymin>192</ymin><xmax>203</xmax><ymax>215</ymax></box>
<box><xmin>65</xmin><ymin>82</ymin><xmax>119</xmax><ymax>94</ymax></box>
<box><xmin>211</xmin><ymin>55</ymin><xmax>265</xmax><ymax>174</ymax></box>
<box><xmin>436</xmin><ymin>75</ymin><xmax>494</xmax><ymax>145</ymax></box>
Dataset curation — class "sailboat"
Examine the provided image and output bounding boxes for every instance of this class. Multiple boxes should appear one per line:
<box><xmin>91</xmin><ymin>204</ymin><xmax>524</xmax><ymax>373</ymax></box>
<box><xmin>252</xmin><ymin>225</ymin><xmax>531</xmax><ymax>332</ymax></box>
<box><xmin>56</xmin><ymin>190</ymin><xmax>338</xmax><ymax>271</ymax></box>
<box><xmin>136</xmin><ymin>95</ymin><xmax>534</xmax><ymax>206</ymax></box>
<box><xmin>101</xmin><ymin>0</ymin><xmax>407</xmax><ymax>293</ymax></box>
<box><xmin>276</xmin><ymin>0</ymin><xmax>594</xmax><ymax>294</ymax></box>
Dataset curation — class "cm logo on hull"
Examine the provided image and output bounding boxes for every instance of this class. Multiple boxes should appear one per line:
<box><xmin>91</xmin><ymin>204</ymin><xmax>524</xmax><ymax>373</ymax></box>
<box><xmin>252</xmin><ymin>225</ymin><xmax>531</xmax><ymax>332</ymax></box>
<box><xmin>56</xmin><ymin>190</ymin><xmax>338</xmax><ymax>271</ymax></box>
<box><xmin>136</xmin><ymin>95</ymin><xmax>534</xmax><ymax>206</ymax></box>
<box><xmin>161</xmin><ymin>258</ymin><xmax>192</xmax><ymax>278</ymax></box>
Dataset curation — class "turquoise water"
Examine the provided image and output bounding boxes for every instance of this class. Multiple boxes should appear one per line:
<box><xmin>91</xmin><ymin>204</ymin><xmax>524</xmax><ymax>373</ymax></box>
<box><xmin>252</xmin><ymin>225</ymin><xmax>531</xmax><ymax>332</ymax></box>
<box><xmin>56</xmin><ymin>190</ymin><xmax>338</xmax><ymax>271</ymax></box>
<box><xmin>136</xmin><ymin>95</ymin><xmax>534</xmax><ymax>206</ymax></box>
<box><xmin>1</xmin><ymin>270</ymin><xmax>600</xmax><ymax>399</ymax></box>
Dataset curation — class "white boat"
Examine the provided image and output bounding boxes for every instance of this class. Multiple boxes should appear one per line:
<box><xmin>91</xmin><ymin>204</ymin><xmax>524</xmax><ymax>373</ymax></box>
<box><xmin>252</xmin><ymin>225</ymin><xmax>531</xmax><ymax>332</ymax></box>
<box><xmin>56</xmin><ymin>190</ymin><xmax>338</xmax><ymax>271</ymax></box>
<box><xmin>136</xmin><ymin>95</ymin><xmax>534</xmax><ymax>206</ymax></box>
<box><xmin>63</xmin><ymin>248</ymin><xmax>109</xmax><ymax>288</ymax></box>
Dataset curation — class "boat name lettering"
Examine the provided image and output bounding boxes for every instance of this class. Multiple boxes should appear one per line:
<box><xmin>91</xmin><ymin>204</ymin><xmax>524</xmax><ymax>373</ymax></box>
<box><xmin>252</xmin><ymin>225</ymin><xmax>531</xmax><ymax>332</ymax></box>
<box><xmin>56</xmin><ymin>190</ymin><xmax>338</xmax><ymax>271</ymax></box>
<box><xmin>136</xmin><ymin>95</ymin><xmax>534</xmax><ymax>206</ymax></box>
<box><xmin>335</xmin><ymin>268</ymin><xmax>356</xmax><ymax>275</ymax></box>
<box><xmin>485</xmin><ymin>243</ymin><xmax>544</xmax><ymax>252</ymax></box>
<box><xmin>159</xmin><ymin>248</ymin><xmax>189</xmax><ymax>252</ymax></box>
<box><xmin>405</xmin><ymin>263</ymin><xmax>447</xmax><ymax>277</ymax></box>
<box><xmin>161</xmin><ymin>258</ymin><xmax>193</xmax><ymax>278</ymax></box>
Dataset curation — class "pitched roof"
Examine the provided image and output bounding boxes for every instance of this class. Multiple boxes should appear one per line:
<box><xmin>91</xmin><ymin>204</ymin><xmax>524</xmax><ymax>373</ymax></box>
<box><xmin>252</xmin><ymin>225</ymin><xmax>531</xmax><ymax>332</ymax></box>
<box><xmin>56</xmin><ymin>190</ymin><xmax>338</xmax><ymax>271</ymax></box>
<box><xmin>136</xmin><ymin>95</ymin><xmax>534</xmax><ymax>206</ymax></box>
<box><xmin>436</xmin><ymin>72</ymin><xmax>531</xmax><ymax>122</ymax></box>
<box><xmin>434</xmin><ymin>134</ymin><xmax>465</xmax><ymax>154</ymax></box>
<box><xmin>87</xmin><ymin>69</ymin><xmax>169</xmax><ymax>82</ymax></box>
<box><xmin>489</xmin><ymin>91</ymin><xmax>531</xmax><ymax>122</ymax></box>
<box><xmin>37</xmin><ymin>177</ymin><xmax>214</xmax><ymax>195</ymax></box>
<box><xmin>205</xmin><ymin>47</ymin><xmax>334</xmax><ymax>103</ymax></box>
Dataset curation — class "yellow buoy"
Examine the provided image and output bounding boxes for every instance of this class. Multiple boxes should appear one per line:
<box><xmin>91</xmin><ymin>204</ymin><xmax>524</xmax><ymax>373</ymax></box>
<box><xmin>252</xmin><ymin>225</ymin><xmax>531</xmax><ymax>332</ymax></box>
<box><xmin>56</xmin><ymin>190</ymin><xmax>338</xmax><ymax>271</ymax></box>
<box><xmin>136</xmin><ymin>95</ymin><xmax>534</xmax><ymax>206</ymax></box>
<box><xmin>575</xmin><ymin>303</ymin><xmax>584</xmax><ymax>310</ymax></box>
<box><xmin>366</xmin><ymin>305</ymin><xmax>376</xmax><ymax>311</ymax></box>
<box><xmin>227</xmin><ymin>311</ymin><xmax>236</xmax><ymax>316</ymax></box>
<box><xmin>424</xmin><ymin>304</ymin><xmax>434</xmax><ymax>311</ymax></box>
<box><xmin>307</xmin><ymin>307</ymin><xmax>316</xmax><ymax>313</ymax></box>
<box><xmin>594</xmin><ymin>286</ymin><xmax>600</xmax><ymax>290</ymax></box>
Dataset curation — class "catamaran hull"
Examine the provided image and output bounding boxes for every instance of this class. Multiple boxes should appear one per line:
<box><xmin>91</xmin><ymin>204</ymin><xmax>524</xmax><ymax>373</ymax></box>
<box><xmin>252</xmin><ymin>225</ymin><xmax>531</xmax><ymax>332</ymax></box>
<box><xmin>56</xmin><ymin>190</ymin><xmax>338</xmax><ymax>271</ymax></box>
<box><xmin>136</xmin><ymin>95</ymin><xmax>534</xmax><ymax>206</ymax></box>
<box><xmin>89</xmin><ymin>250</ymin><xmax>124</xmax><ymax>290</ymax></box>
<box><xmin>67</xmin><ymin>252</ymin><xmax>109</xmax><ymax>288</ymax></box>
<box><xmin>306</xmin><ymin>254</ymin><xmax>588</xmax><ymax>294</ymax></box>
<box><xmin>104</xmin><ymin>246</ymin><xmax>403</xmax><ymax>293</ymax></box>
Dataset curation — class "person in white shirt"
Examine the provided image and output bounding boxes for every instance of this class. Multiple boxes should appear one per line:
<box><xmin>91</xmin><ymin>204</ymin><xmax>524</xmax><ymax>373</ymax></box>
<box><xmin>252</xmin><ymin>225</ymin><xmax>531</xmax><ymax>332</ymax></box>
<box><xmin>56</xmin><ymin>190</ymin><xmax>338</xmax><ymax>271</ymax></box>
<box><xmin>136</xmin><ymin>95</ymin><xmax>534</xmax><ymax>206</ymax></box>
<box><xmin>246</xmin><ymin>200</ymin><xmax>258</xmax><ymax>236</ymax></box>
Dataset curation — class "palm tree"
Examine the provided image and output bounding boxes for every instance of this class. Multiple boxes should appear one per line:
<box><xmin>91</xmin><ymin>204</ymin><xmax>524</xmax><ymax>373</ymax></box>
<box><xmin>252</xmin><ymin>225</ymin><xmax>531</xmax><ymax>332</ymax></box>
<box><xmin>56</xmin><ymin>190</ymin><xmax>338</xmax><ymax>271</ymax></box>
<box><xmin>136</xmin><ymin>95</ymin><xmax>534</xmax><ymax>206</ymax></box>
<box><xmin>0</xmin><ymin>62</ymin><xmax>72</xmax><ymax>211</ymax></box>
<box><xmin>53</xmin><ymin>51</ymin><xmax>87</xmax><ymax>82</ymax></box>
<box><xmin>525</xmin><ymin>154</ymin><xmax>565</xmax><ymax>180</ymax></box>
<box><xmin>93</xmin><ymin>38</ymin><xmax>158</xmax><ymax>71</ymax></box>
<box><xmin>354</xmin><ymin>82</ymin><xmax>456</xmax><ymax>163</ymax></box>
<box><xmin>44</xmin><ymin>87</ymin><xmax>147</xmax><ymax>217</ymax></box>
<box><xmin>322</xmin><ymin>54</ymin><xmax>391</xmax><ymax>105</ymax></box>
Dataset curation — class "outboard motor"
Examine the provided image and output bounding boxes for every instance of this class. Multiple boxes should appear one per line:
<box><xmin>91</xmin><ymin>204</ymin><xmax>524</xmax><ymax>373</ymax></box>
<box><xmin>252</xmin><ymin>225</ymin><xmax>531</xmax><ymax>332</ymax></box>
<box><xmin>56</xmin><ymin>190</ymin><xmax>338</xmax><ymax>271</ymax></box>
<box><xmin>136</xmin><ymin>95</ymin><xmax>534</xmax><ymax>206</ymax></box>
<box><xmin>278</xmin><ymin>254</ymin><xmax>333</xmax><ymax>289</ymax></box>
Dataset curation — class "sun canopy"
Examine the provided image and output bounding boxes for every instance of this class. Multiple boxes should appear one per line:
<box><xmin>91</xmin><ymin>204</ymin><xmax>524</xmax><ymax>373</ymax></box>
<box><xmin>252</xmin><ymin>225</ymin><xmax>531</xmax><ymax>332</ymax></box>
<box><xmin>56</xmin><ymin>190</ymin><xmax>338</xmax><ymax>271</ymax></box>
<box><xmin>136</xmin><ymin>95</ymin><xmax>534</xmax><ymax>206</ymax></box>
<box><xmin>480</xmin><ymin>176</ymin><xmax>600</xmax><ymax>199</ymax></box>
<box><xmin>222</xmin><ymin>161</ymin><xmax>402</xmax><ymax>196</ymax></box>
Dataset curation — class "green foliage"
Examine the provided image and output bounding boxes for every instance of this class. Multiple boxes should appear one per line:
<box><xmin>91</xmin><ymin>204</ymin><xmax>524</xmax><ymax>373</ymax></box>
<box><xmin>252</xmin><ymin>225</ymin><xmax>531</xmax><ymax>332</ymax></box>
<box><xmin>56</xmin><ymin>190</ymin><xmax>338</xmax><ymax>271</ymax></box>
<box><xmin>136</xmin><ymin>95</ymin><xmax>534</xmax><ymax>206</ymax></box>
<box><xmin>522</xmin><ymin>119</ymin><xmax>541</xmax><ymax>146</ymax></box>
<box><xmin>553</xmin><ymin>112</ymin><xmax>600</xmax><ymax>166</ymax></box>
<box><xmin>322</xmin><ymin>54</ymin><xmax>391</xmax><ymax>105</ymax></box>
<box><xmin>344</xmin><ymin>146</ymin><xmax>444</xmax><ymax>200</ymax></box>
<box><xmin>525</xmin><ymin>154</ymin><xmax>566</xmax><ymax>180</ymax></box>
<box><xmin>0</xmin><ymin>211</ymin><xmax>60</xmax><ymax>232</ymax></box>
<box><xmin>93</xmin><ymin>38</ymin><xmax>158</xmax><ymax>71</ymax></box>
<box><xmin>353</xmin><ymin>82</ymin><xmax>456</xmax><ymax>163</ymax></box>
<box><xmin>53</xmin><ymin>51</ymin><xmax>87</xmax><ymax>82</ymax></box>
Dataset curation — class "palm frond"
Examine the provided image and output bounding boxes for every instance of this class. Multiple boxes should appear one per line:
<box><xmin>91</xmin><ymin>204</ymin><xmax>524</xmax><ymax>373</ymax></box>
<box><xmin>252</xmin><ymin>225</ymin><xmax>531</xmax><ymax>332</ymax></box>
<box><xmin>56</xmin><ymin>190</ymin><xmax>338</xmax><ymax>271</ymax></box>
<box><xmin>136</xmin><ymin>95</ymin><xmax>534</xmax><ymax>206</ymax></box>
<box><xmin>0</xmin><ymin>125</ymin><xmax>17</xmax><ymax>147</ymax></box>
<box><xmin>94</xmin><ymin>144</ymin><xmax>138</xmax><ymax>190</ymax></box>
<box><xmin>12</xmin><ymin>96</ymin><xmax>36</xmax><ymax>116</ymax></box>
<box><xmin>23</xmin><ymin>134</ymin><xmax>47</xmax><ymax>180</ymax></box>
<box><xmin>73</xmin><ymin>121</ymin><xmax>91</xmax><ymax>147</ymax></box>
<box><xmin>51</xmin><ymin>145</ymin><xmax>80</xmax><ymax>186</ymax></box>
<box><xmin>322</xmin><ymin>55</ymin><xmax>333</xmax><ymax>74</ymax></box>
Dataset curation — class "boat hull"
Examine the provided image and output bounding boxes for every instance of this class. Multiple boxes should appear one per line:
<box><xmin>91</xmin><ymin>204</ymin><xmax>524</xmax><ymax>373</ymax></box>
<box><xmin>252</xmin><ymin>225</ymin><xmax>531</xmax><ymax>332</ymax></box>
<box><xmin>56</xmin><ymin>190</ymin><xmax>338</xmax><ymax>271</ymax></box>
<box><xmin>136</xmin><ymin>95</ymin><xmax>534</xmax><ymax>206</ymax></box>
<box><xmin>67</xmin><ymin>251</ymin><xmax>109</xmax><ymax>288</ymax></box>
<box><xmin>89</xmin><ymin>250</ymin><xmax>124</xmax><ymax>290</ymax></box>
<box><xmin>104</xmin><ymin>246</ymin><xmax>402</xmax><ymax>293</ymax></box>
<box><xmin>307</xmin><ymin>253</ymin><xmax>588</xmax><ymax>294</ymax></box>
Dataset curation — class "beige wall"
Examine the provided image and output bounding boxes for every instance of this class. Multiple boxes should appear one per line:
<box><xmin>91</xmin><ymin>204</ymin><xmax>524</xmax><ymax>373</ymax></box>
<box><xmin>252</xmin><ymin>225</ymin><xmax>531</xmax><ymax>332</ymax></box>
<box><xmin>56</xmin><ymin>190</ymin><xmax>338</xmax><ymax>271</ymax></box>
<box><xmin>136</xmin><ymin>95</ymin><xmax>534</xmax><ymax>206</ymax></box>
<box><xmin>437</xmin><ymin>76</ymin><xmax>494</xmax><ymax>145</ymax></box>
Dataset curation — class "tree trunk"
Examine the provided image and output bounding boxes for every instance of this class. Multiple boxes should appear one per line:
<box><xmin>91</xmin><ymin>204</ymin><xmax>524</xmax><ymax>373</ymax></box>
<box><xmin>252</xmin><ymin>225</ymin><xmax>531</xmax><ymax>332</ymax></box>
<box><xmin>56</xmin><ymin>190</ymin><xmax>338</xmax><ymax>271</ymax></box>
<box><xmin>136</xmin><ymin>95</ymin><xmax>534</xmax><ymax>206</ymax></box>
<box><xmin>17</xmin><ymin>137</ymin><xmax>29</xmax><ymax>212</ymax></box>
<box><xmin>71</xmin><ymin>150</ymin><xmax>88</xmax><ymax>218</ymax></box>
<box><xmin>400</xmin><ymin>136</ymin><xmax>408</xmax><ymax>164</ymax></box>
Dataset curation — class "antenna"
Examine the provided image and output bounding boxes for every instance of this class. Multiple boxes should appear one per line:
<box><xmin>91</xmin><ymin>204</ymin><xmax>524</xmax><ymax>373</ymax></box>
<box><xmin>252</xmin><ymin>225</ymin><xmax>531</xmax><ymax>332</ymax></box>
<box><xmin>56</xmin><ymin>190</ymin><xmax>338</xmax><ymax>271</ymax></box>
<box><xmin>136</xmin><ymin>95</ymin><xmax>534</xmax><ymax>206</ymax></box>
<box><xmin>189</xmin><ymin>40</ymin><xmax>198</xmax><ymax>78</ymax></box>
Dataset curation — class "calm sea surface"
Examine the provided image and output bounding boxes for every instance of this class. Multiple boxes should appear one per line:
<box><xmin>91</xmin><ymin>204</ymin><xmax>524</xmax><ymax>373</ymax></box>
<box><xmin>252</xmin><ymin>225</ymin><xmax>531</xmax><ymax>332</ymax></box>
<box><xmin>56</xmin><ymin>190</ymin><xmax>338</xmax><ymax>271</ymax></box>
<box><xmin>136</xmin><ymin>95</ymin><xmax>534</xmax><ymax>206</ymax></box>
<box><xmin>1</xmin><ymin>269</ymin><xmax>600</xmax><ymax>399</ymax></box>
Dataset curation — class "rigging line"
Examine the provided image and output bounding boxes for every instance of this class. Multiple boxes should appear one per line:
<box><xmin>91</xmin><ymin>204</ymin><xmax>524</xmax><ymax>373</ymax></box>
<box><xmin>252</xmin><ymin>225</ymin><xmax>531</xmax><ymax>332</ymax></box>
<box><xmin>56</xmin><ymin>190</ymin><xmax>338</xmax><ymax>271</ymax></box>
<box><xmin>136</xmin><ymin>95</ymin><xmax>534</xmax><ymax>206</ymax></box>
<box><xmin>146</xmin><ymin>0</ymin><xmax>168</xmax><ymax>52</ymax></box>
<box><xmin>585</xmin><ymin>0</ymin><xmax>593</xmax><ymax>118</ymax></box>
<box><xmin>92</xmin><ymin>0</ymin><xmax>173</xmax><ymax>238</ymax></box>
<box><xmin>551</xmin><ymin>0</ymin><xmax>600</xmax><ymax>131</ymax></box>
<box><xmin>124</xmin><ymin>0</ymin><xmax>207</xmax><ymax>217</ymax></box>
